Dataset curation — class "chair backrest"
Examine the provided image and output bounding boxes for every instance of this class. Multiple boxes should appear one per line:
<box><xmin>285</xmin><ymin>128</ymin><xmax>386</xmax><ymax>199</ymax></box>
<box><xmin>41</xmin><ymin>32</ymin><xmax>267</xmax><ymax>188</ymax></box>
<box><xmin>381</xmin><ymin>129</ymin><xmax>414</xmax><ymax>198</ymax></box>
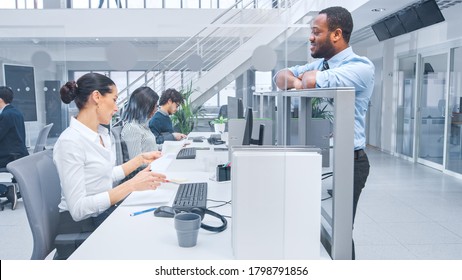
<box><xmin>111</xmin><ymin>125</ymin><xmax>129</xmax><ymax>166</ymax></box>
<box><xmin>218</xmin><ymin>105</ymin><xmax>228</xmax><ymax>119</ymax></box>
<box><xmin>33</xmin><ymin>123</ymin><xmax>53</xmax><ymax>153</ymax></box>
<box><xmin>6</xmin><ymin>149</ymin><xmax>61</xmax><ymax>260</ymax></box>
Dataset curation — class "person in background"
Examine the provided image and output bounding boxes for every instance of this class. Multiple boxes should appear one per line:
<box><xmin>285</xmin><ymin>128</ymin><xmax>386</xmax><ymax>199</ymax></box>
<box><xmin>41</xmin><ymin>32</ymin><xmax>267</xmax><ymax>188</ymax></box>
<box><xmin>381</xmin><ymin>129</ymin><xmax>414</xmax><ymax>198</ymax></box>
<box><xmin>53</xmin><ymin>73</ymin><xmax>166</xmax><ymax>259</ymax></box>
<box><xmin>148</xmin><ymin>88</ymin><xmax>186</xmax><ymax>144</ymax></box>
<box><xmin>0</xmin><ymin>86</ymin><xmax>29</xmax><ymax>210</ymax></box>
<box><xmin>275</xmin><ymin>6</ymin><xmax>374</xmax><ymax>259</ymax></box>
<box><xmin>121</xmin><ymin>86</ymin><xmax>159</xmax><ymax>160</ymax></box>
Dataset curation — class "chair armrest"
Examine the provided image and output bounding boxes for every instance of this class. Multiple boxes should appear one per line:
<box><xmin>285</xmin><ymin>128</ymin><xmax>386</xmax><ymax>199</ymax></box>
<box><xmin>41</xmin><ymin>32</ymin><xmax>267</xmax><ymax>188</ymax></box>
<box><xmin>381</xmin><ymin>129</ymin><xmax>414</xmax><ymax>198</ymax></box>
<box><xmin>53</xmin><ymin>232</ymin><xmax>92</xmax><ymax>260</ymax></box>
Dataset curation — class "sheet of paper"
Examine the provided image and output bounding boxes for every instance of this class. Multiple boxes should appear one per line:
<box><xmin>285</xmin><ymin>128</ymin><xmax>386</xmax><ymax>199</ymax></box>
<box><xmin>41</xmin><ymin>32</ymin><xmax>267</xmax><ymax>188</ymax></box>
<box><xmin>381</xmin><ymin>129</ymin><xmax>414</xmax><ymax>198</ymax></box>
<box><xmin>121</xmin><ymin>188</ymin><xmax>176</xmax><ymax>206</ymax></box>
<box><xmin>150</xmin><ymin>153</ymin><xmax>175</xmax><ymax>172</ymax></box>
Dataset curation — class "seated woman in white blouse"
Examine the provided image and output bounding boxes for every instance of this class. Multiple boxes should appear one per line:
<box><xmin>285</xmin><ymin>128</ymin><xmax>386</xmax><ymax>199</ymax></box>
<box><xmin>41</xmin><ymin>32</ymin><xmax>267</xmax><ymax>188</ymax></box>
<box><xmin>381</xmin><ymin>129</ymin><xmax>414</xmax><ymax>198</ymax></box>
<box><xmin>53</xmin><ymin>73</ymin><xmax>166</xmax><ymax>258</ymax></box>
<box><xmin>121</xmin><ymin>86</ymin><xmax>159</xmax><ymax>161</ymax></box>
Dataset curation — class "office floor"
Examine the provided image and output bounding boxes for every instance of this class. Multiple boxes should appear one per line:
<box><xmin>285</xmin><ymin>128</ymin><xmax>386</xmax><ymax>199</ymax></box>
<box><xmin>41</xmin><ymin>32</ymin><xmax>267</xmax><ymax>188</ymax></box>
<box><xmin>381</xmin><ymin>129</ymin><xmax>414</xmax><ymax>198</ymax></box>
<box><xmin>2</xmin><ymin>147</ymin><xmax>462</xmax><ymax>260</ymax></box>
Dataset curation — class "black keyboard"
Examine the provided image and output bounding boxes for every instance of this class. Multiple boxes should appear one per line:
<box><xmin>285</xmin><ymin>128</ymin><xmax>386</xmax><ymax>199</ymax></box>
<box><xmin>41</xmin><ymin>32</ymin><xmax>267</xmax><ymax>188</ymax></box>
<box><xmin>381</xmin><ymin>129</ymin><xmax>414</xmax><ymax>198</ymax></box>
<box><xmin>176</xmin><ymin>147</ymin><xmax>196</xmax><ymax>159</ymax></box>
<box><xmin>172</xmin><ymin>182</ymin><xmax>207</xmax><ymax>211</ymax></box>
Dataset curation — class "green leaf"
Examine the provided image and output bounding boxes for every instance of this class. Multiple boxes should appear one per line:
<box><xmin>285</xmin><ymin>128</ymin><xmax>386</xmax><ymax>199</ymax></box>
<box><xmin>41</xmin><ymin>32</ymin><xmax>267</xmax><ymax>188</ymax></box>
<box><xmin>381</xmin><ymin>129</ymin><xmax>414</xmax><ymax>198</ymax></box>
<box><xmin>212</xmin><ymin>115</ymin><xmax>228</xmax><ymax>124</ymax></box>
<box><xmin>171</xmin><ymin>82</ymin><xmax>205</xmax><ymax>134</ymax></box>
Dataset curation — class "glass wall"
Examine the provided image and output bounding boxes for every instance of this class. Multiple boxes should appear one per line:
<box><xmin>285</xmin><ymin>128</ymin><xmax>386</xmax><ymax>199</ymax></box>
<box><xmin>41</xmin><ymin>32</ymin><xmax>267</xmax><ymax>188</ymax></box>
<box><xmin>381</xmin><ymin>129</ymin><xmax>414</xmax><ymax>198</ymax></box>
<box><xmin>447</xmin><ymin>47</ymin><xmax>462</xmax><ymax>174</ymax></box>
<box><xmin>396</xmin><ymin>56</ymin><xmax>417</xmax><ymax>158</ymax></box>
<box><xmin>417</xmin><ymin>53</ymin><xmax>448</xmax><ymax>167</ymax></box>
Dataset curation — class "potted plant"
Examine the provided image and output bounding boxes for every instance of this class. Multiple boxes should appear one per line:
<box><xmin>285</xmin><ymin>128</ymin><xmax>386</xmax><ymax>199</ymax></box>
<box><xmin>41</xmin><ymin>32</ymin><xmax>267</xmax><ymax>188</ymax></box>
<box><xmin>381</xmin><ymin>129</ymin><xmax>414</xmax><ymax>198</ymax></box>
<box><xmin>311</xmin><ymin>97</ymin><xmax>333</xmax><ymax>121</ymax></box>
<box><xmin>211</xmin><ymin>115</ymin><xmax>228</xmax><ymax>133</ymax></box>
<box><xmin>171</xmin><ymin>83</ymin><xmax>205</xmax><ymax>135</ymax></box>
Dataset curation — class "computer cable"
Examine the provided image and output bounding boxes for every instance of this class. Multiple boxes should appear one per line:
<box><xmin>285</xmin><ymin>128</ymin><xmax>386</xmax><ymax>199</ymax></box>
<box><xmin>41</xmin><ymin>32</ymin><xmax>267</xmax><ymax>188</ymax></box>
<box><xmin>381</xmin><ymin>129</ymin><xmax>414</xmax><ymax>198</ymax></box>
<box><xmin>207</xmin><ymin>199</ymin><xmax>231</xmax><ymax>209</ymax></box>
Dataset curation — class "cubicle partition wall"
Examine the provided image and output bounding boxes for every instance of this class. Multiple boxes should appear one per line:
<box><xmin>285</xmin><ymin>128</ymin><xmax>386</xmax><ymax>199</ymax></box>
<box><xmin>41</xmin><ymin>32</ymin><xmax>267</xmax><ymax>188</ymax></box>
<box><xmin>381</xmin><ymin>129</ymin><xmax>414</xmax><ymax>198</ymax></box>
<box><xmin>253</xmin><ymin>88</ymin><xmax>356</xmax><ymax>260</ymax></box>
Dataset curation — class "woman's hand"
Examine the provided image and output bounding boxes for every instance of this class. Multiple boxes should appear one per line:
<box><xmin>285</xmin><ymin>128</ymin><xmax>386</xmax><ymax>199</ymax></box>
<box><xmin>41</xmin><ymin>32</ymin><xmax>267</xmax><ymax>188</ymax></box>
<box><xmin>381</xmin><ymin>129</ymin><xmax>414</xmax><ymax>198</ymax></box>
<box><xmin>130</xmin><ymin>165</ymin><xmax>167</xmax><ymax>191</ymax></box>
<box><xmin>139</xmin><ymin>151</ymin><xmax>162</xmax><ymax>165</ymax></box>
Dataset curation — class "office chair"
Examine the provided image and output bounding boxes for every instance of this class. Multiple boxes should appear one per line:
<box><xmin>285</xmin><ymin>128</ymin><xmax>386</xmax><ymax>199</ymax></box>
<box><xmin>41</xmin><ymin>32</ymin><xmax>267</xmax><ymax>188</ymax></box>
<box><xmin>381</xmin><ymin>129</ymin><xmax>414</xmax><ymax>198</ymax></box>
<box><xmin>111</xmin><ymin>124</ymin><xmax>130</xmax><ymax>166</ymax></box>
<box><xmin>33</xmin><ymin>123</ymin><xmax>53</xmax><ymax>153</ymax></box>
<box><xmin>0</xmin><ymin>153</ymin><xmax>21</xmax><ymax>211</ymax></box>
<box><xmin>6</xmin><ymin>149</ymin><xmax>90</xmax><ymax>260</ymax></box>
<box><xmin>0</xmin><ymin>123</ymin><xmax>54</xmax><ymax>210</ymax></box>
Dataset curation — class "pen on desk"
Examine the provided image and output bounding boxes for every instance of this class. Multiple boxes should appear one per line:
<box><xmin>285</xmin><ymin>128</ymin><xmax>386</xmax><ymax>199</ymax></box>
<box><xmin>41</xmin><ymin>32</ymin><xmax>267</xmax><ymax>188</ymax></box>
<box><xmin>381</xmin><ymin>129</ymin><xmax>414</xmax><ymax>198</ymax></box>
<box><xmin>166</xmin><ymin>179</ymin><xmax>180</xmax><ymax>185</ymax></box>
<box><xmin>129</xmin><ymin>207</ymin><xmax>157</xmax><ymax>216</ymax></box>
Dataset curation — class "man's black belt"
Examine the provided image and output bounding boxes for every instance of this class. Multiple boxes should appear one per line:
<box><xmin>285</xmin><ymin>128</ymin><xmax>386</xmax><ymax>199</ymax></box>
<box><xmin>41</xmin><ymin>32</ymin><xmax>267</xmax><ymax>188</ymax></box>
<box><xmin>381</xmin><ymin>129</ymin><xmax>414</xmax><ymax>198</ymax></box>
<box><xmin>354</xmin><ymin>149</ymin><xmax>366</xmax><ymax>160</ymax></box>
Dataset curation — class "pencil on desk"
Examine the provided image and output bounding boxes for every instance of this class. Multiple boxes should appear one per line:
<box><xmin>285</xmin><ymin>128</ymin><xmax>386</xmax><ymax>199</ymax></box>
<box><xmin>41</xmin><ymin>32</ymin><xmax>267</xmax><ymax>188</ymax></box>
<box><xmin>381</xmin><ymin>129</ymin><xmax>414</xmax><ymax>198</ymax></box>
<box><xmin>129</xmin><ymin>207</ymin><xmax>157</xmax><ymax>216</ymax></box>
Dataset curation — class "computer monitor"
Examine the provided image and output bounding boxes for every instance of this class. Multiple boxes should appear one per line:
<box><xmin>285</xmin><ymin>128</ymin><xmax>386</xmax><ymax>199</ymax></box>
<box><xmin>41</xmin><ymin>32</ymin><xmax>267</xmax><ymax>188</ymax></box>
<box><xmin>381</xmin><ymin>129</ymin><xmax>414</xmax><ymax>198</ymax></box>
<box><xmin>371</xmin><ymin>21</ymin><xmax>391</xmax><ymax>42</ymax></box>
<box><xmin>415</xmin><ymin>0</ymin><xmax>445</xmax><ymax>28</ymax></box>
<box><xmin>384</xmin><ymin>15</ymin><xmax>406</xmax><ymax>38</ymax></box>
<box><xmin>242</xmin><ymin>107</ymin><xmax>264</xmax><ymax>145</ymax></box>
<box><xmin>228</xmin><ymin>96</ymin><xmax>244</xmax><ymax>119</ymax></box>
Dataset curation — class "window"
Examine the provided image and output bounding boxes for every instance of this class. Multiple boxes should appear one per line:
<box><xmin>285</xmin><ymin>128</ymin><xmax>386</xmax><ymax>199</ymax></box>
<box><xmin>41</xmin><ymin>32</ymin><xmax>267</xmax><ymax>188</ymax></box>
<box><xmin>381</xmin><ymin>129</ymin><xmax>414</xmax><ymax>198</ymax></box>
<box><xmin>255</xmin><ymin>71</ymin><xmax>272</xmax><ymax>92</ymax></box>
<box><xmin>219</xmin><ymin>80</ymin><xmax>235</xmax><ymax>106</ymax></box>
<box><xmin>127</xmin><ymin>0</ymin><xmax>146</xmax><ymax>8</ymax></box>
<box><xmin>183</xmin><ymin>0</ymin><xmax>200</xmax><ymax>8</ymax></box>
<box><xmin>164</xmin><ymin>0</ymin><xmax>181</xmax><ymax>8</ymax></box>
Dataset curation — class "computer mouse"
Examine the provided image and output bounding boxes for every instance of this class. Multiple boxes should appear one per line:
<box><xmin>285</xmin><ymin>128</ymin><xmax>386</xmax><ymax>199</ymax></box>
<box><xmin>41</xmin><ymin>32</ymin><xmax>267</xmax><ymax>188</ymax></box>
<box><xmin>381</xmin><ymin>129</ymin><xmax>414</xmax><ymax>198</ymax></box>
<box><xmin>153</xmin><ymin>206</ymin><xmax>175</xmax><ymax>218</ymax></box>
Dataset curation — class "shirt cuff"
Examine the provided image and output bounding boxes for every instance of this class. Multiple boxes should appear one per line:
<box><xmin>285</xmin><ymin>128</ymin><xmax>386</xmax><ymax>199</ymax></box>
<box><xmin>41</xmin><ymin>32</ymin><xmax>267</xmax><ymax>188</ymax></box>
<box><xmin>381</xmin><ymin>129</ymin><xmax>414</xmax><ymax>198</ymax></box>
<box><xmin>94</xmin><ymin>192</ymin><xmax>111</xmax><ymax>214</ymax></box>
<box><xmin>112</xmin><ymin>165</ymin><xmax>125</xmax><ymax>181</ymax></box>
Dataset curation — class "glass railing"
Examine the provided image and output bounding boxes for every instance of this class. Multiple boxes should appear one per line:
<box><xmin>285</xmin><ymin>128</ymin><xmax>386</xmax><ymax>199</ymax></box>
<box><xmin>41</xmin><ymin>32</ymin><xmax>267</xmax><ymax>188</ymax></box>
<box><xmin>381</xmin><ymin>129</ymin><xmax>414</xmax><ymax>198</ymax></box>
<box><xmin>1</xmin><ymin>0</ymin><xmax>284</xmax><ymax>9</ymax></box>
<box><xmin>115</xmin><ymin>0</ymin><xmax>301</xmax><ymax>108</ymax></box>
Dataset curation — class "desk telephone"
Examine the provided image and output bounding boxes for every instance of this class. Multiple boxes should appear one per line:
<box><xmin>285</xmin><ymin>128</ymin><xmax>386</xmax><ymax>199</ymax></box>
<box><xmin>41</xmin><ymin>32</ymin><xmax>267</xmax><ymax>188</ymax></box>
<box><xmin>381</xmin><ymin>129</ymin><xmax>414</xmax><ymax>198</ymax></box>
<box><xmin>207</xmin><ymin>134</ymin><xmax>225</xmax><ymax>145</ymax></box>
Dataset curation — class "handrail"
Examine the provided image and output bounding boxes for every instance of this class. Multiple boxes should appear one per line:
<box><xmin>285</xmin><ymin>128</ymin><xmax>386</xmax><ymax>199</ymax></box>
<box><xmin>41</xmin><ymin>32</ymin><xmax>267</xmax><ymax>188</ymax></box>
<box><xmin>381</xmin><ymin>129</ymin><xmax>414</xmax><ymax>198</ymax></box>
<box><xmin>117</xmin><ymin>0</ymin><xmax>246</xmax><ymax>103</ymax></box>
<box><xmin>116</xmin><ymin>0</ymin><xmax>300</xmax><ymax>110</ymax></box>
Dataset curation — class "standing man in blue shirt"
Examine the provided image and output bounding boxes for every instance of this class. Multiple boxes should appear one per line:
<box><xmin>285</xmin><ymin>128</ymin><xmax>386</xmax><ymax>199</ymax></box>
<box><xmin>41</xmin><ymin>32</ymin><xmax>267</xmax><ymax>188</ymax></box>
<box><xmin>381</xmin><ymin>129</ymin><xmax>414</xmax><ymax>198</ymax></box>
<box><xmin>0</xmin><ymin>86</ymin><xmax>29</xmax><ymax>210</ymax></box>
<box><xmin>275</xmin><ymin>6</ymin><xmax>374</xmax><ymax>259</ymax></box>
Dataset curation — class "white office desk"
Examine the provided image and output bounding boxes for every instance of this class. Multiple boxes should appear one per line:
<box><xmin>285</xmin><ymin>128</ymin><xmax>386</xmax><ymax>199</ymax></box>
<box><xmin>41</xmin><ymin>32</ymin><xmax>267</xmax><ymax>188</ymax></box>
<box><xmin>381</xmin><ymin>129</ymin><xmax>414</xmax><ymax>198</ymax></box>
<box><xmin>69</xmin><ymin>132</ymin><xmax>330</xmax><ymax>260</ymax></box>
<box><xmin>70</xmin><ymin>134</ymin><xmax>232</xmax><ymax>259</ymax></box>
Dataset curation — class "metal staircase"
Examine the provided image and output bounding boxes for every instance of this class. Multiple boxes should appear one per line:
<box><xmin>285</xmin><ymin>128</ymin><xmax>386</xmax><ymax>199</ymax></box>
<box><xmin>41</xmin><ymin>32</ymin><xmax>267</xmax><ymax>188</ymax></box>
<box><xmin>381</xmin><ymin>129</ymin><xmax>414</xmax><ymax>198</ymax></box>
<box><xmin>115</xmin><ymin>0</ymin><xmax>319</xmax><ymax>109</ymax></box>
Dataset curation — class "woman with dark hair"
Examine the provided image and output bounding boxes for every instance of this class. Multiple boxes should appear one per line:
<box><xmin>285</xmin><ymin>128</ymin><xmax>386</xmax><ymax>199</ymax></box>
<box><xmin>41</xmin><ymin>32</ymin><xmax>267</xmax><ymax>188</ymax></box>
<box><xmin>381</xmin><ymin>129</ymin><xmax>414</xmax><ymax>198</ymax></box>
<box><xmin>121</xmin><ymin>86</ymin><xmax>159</xmax><ymax>159</ymax></box>
<box><xmin>53</xmin><ymin>73</ymin><xmax>166</xmax><ymax>258</ymax></box>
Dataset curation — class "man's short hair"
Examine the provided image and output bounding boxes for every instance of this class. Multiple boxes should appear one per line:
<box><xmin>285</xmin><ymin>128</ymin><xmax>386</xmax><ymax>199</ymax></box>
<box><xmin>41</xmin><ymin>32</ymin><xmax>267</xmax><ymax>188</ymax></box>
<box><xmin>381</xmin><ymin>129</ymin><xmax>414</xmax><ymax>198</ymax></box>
<box><xmin>159</xmin><ymin>88</ymin><xmax>184</xmax><ymax>106</ymax></box>
<box><xmin>319</xmin><ymin>6</ymin><xmax>353</xmax><ymax>43</ymax></box>
<box><xmin>0</xmin><ymin>86</ymin><xmax>14</xmax><ymax>104</ymax></box>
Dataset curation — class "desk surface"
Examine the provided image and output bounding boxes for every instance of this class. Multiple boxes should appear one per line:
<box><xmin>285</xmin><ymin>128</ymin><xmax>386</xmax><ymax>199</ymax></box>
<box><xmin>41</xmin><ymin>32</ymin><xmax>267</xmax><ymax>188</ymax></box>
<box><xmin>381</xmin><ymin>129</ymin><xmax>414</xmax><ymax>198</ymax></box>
<box><xmin>70</xmin><ymin>133</ymin><xmax>232</xmax><ymax>259</ymax></box>
<box><xmin>69</xmin><ymin>132</ymin><xmax>329</xmax><ymax>260</ymax></box>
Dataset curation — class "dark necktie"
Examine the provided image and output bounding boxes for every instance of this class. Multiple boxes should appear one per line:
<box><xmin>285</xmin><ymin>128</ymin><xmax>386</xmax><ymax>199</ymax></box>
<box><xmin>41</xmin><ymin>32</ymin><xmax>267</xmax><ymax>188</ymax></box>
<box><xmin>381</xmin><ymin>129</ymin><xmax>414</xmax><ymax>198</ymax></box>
<box><xmin>322</xmin><ymin>59</ymin><xmax>329</xmax><ymax>71</ymax></box>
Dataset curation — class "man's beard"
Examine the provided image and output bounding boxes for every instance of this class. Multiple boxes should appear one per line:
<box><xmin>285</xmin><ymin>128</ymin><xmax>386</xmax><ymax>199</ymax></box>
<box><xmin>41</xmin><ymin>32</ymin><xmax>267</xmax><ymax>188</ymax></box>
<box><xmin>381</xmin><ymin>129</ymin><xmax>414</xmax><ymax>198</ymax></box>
<box><xmin>311</xmin><ymin>39</ymin><xmax>335</xmax><ymax>59</ymax></box>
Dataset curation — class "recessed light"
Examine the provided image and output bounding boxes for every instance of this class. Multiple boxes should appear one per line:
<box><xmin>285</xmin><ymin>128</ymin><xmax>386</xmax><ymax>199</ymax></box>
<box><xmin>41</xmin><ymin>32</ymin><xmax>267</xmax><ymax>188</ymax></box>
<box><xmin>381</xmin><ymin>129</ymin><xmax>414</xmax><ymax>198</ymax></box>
<box><xmin>371</xmin><ymin>8</ymin><xmax>386</xmax><ymax>12</ymax></box>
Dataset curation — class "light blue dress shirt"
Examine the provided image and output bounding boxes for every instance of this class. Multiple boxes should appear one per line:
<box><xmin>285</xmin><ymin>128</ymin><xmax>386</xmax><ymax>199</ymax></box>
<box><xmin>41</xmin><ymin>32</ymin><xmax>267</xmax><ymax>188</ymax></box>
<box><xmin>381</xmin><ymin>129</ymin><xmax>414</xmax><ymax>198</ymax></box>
<box><xmin>287</xmin><ymin>47</ymin><xmax>375</xmax><ymax>150</ymax></box>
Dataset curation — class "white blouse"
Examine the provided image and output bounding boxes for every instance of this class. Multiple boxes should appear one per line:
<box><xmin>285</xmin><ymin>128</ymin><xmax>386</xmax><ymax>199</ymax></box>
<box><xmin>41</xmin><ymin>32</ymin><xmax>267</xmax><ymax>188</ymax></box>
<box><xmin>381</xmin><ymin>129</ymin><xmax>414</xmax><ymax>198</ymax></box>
<box><xmin>53</xmin><ymin>117</ymin><xmax>125</xmax><ymax>221</ymax></box>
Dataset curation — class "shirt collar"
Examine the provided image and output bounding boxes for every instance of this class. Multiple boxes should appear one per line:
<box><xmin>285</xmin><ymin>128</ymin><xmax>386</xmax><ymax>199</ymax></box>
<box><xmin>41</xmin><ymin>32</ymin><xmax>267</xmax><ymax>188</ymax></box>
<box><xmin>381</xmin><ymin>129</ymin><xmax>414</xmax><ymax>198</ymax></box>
<box><xmin>324</xmin><ymin>46</ymin><xmax>353</xmax><ymax>69</ymax></box>
<box><xmin>0</xmin><ymin>103</ymin><xmax>10</xmax><ymax>114</ymax></box>
<box><xmin>158</xmin><ymin>108</ymin><xmax>169</xmax><ymax>116</ymax></box>
<box><xmin>70</xmin><ymin>117</ymin><xmax>109</xmax><ymax>144</ymax></box>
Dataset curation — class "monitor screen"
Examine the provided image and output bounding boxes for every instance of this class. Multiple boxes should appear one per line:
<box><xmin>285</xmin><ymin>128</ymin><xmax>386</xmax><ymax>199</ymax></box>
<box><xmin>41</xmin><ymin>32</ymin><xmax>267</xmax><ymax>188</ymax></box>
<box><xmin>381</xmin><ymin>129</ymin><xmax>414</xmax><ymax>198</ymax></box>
<box><xmin>371</xmin><ymin>21</ymin><xmax>391</xmax><ymax>41</ymax></box>
<box><xmin>384</xmin><ymin>15</ymin><xmax>406</xmax><ymax>37</ymax></box>
<box><xmin>242</xmin><ymin>107</ymin><xmax>253</xmax><ymax>145</ymax></box>
<box><xmin>397</xmin><ymin>7</ymin><xmax>423</xmax><ymax>33</ymax></box>
<box><xmin>415</xmin><ymin>0</ymin><xmax>445</xmax><ymax>27</ymax></box>
<box><xmin>227</xmin><ymin>96</ymin><xmax>244</xmax><ymax>119</ymax></box>
<box><xmin>242</xmin><ymin>107</ymin><xmax>264</xmax><ymax>146</ymax></box>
